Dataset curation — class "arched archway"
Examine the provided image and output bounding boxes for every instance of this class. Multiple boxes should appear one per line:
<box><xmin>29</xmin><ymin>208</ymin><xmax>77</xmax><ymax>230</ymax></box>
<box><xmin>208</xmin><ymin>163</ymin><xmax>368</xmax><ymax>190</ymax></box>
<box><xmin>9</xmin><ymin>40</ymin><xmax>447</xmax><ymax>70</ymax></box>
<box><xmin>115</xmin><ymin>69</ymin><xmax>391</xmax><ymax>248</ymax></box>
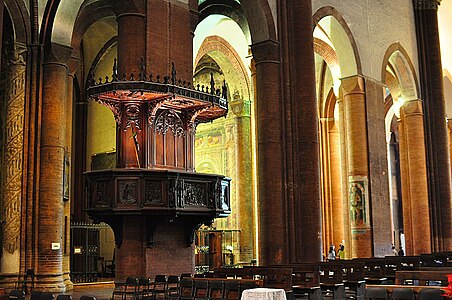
<box><xmin>382</xmin><ymin>44</ymin><xmax>431</xmax><ymax>255</ymax></box>
<box><xmin>193</xmin><ymin>15</ymin><xmax>256</xmax><ymax>265</ymax></box>
<box><xmin>313</xmin><ymin>9</ymin><xmax>361</xmax><ymax>258</ymax></box>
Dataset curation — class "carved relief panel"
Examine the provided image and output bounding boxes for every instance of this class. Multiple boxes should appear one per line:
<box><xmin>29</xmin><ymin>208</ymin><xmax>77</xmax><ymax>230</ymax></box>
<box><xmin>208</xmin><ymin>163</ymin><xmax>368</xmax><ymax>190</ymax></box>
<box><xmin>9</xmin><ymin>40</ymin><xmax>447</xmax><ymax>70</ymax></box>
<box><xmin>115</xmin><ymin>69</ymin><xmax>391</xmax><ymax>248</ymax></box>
<box><xmin>144</xmin><ymin>180</ymin><xmax>164</xmax><ymax>206</ymax></box>
<box><xmin>183</xmin><ymin>181</ymin><xmax>208</xmax><ymax>207</ymax></box>
<box><xmin>117</xmin><ymin>179</ymin><xmax>139</xmax><ymax>206</ymax></box>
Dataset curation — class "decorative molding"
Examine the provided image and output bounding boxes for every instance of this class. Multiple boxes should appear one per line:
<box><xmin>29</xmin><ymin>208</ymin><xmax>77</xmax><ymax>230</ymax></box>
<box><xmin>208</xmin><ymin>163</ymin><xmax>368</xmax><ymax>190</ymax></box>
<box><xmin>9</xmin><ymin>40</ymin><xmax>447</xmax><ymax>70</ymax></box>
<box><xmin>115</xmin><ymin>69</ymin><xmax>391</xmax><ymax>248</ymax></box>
<box><xmin>413</xmin><ymin>0</ymin><xmax>441</xmax><ymax>10</ymax></box>
<box><xmin>155</xmin><ymin>109</ymin><xmax>185</xmax><ymax>137</ymax></box>
<box><xmin>94</xmin><ymin>98</ymin><xmax>122</xmax><ymax>125</ymax></box>
<box><xmin>124</xmin><ymin>103</ymin><xmax>141</xmax><ymax>130</ymax></box>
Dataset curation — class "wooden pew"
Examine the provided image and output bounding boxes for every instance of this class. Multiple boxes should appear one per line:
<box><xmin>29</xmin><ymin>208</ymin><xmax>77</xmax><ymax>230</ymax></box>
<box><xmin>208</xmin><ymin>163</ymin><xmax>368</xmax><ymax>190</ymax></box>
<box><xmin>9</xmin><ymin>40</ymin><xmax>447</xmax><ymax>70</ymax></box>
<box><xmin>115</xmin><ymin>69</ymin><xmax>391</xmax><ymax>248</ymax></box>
<box><xmin>335</xmin><ymin>260</ymin><xmax>366</xmax><ymax>300</ymax></box>
<box><xmin>275</xmin><ymin>264</ymin><xmax>322</xmax><ymax>300</ymax></box>
<box><xmin>354</xmin><ymin>258</ymin><xmax>388</xmax><ymax>284</ymax></box>
<box><xmin>318</xmin><ymin>262</ymin><xmax>346</xmax><ymax>300</ymax></box>
<box><xmin>395</xmin><ymin>270</ymin><xmax>451</xmax><ymax>285</ymax></box>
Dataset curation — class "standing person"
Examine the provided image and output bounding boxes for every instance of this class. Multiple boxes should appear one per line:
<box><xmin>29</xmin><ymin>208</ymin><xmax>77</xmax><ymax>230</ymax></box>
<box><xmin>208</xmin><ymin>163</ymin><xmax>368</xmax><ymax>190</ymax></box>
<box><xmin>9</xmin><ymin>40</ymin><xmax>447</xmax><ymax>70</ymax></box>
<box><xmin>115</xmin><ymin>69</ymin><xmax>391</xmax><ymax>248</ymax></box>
<box><xmin>328</xmin><ymin>244</ymin><xmax>336</xmax><ymax>260</ymax></box>
<box><xmin>398</xmin><ymin>246</ymin><xmax>405</xmax><ymax>256</ymax></box>
<box><xmin>337</xmin><ymin>240</ymin><xmax>345</xmax><ymax>259</ymax></box>
<box><xmin>391</xmin><ymin>244</ymin><xmax>398</xmax><ymax>256</ymax></box>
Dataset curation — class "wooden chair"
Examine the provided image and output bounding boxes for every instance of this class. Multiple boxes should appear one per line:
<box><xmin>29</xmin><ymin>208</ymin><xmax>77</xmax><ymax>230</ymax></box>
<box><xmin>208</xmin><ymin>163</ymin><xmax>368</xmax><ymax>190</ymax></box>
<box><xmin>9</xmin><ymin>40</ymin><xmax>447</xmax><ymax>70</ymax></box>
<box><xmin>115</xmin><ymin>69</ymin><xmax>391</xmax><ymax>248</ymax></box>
<box><xmin>40</xmin><ymin>292</ymin><xmax>54</xmax><ymax>300</ymax></box>
<box><xmin>137</xmin><ymin>277</ymin><xmax>152</xmax><ymax>299</ymax></box>
<box><xmin>111</xmin><ymin>276</ymin><xmax>139</xmax><ymax>300</ymax></box>
<box><xmin>30</xmin><ymin>291</ymin><xmax>42</xmax><ymax>300</ymax></box>
<box><xmin>56</xmin><ymin>295</ymin><xmax>72</xmax><ymax>300</ymax></box>
<box><xmin>151</xmin><ymin>275</ymin><xmax>167</xmax><ymax>300</ymax></box>
<box><xmin>192</xmin><ymin>279</ymin><xmax>209</xmax><ymax>300</ymax></box>
<box><xmin>390</xmin><ymin>288</ymin><xmax>415</xmax><ymax>300</ymax></box>
<box><xmin>165</xmin><ymin>276</ymin><xmax>180</xmax><ymax>300</ymax></box>
<box><xmin>365</xmin><ymin>287</ymin><xmax>388</xmax><ymax>300</ymax></box>
<box><xmin>417</xmin><ymin>288</ymin><xmax>444</xmax><ymax>300</ymax></box>
<box><xmin>178</xmin><ymin>278</ymin><xmax>194</xmax><ymax>300</ymax></box>
<box><xmin>8</xmin><ymin>290</ymin><xmax>24</xmax><ymax>300</ymax></box>
<box><xmin>222</xmin><ymin>280</ymin><xmax>239</xmax><ymax>300</ymax></box>
<box><xmin>207</xmin><ymin>280</ymin><xmax>224</xmax><ymax>300</ymax></box>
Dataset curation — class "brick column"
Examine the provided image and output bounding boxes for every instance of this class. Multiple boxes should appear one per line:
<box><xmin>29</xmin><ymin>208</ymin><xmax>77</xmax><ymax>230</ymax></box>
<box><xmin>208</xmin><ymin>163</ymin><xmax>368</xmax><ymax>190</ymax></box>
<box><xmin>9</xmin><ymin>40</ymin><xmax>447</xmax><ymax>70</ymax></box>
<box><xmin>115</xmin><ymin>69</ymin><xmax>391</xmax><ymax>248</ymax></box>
<box><xmin>449</xmin><ymin>119</ymin><xmax>452</xmax><ymax>177</ymax></box>
<box><xmin>37</xmin><ymin>58</ymin><xmax>68</xmax><ymax>292</ymax></box>
<box><xmin>62</xmin><ymin>73</ymin><xmax>74</xmax><ymax>291</ymax></box>
<box><xmin>413</xmin><ymin>0</ymin><xmax>452</xmax><ymax>250</ymax></box>
<box><xmin>0</xmin><ymin>0</ymin><xmax>4</xmax><ymax>68</ymax></box>
<box><xmin>341</xmin><ymin>75</ymin><xmax>372</xmax><ymax>258</ymax></box>
<box><xmin>250</xmin><ymin>40</ymin><xmax>287</xmax><ymax>265</ymax></box>
<box><xmin>320</xmin><ymin>118</ymin><xmax>345</xmax><ymax>255</ymax></box>
<box><xmin>286</xmin><ymin>0</ymin><xmax>322</xmax><ymax>262</ymax></box>
<box><xmin>398</xmin><ymin>100</ymin><xmax>431</xmax><ymax>255</ymax></box>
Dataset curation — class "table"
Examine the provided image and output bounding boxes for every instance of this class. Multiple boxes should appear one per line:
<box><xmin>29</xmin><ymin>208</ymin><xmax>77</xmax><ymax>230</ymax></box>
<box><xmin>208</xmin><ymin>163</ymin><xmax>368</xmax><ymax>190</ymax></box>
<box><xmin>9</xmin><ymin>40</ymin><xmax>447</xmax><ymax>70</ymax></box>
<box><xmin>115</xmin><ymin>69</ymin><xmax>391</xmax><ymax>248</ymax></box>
<box><xmin>241</xmin><ymin>288</ymin><xmax>287</xmax><ymax>300</ymax></box>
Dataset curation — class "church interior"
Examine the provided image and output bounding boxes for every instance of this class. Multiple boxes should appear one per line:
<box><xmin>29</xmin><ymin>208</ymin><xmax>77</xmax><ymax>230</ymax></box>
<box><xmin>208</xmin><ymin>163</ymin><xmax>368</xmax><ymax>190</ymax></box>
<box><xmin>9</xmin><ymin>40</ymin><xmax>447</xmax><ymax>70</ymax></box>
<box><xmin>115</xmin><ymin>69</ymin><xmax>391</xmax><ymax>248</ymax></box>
<box><xmin>0</xmin><ymin>0</ymin><xmax>451</xmax><ymax>298</ymax></box>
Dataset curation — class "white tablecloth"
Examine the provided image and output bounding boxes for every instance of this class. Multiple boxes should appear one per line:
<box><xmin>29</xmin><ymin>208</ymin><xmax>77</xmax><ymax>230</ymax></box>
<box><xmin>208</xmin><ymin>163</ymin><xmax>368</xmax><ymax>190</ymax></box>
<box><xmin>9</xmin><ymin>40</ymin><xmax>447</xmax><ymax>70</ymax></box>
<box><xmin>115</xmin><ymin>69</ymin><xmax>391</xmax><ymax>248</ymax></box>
<box><xmin>241</xmin><ymin>288</ymin><xmax>287</xmax><ymax>300</ymax></box>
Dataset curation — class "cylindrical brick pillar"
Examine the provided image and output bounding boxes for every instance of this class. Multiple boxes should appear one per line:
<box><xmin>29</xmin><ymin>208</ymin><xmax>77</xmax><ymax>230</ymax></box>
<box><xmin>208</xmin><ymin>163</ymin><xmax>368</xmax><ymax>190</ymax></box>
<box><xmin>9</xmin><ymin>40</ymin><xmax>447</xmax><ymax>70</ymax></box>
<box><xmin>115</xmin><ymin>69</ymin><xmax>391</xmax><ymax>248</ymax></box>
<box><xmin>37</xmin><ymin>60</ymin><xmax>68</xmax><ymax>292</ymax></box>
<box><xmin>0</xmin><ymin>0</ymin><xmax>4</xmax><ymax>68</ymax></box>
<box><xmin>327</xmin><ymin>120</ymin><xmax>345</xmax><ymax>254</ymax></box>
<box><xmin>250</xmin><ymin>40</ymin><xmax>287</xmax><ymax>265</ymax></box>
<box><xmin>62</xmin><ymin>74</ymin><xmax>74</xmax><ymax>291</ymax></box>
<box><xmin>286</xmin><ymin>0</ymin><xmax>322</xmax><ymax>262</ymax></box>
<box><xmin>341</xmin><ymin>75</ymin><xmax>372</xmax><ymax>258</ymax></box>
<box><xmin>398</xmin><ymin>100</ymin><xmax>432</xmax><ymax>255</ymax></box>
<box><xmin>413</xmin><ymin>0</ymin><xmax>452</xmax><ymax>250</ymax></box>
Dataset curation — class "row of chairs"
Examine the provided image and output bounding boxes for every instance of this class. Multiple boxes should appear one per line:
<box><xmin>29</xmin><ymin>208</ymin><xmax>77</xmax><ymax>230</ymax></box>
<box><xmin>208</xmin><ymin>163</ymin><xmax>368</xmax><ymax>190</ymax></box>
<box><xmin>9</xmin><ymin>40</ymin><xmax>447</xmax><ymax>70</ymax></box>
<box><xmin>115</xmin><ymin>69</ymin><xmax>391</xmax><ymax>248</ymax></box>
<box><xmin>167</xmin><ymin>277</ymin><xmax>260</xmax><ymax>300</ymax></box>
<box><xmin>9</xmin><ymin>290</ymin><xmax>95</xmax><ymax>300</ymax></box>
<box><xmin>111</xmin><ymin>275</ymin><xmax>261</xmax><ymax>300</ymax></box>
<box><xmin>112</xmin><ymin>275</ymin><xmax>185</xmax><ymax>300</ymax></box>
<box><xmin>365</xmin><ymin>286</ymin><xmax>444</xmax><ymax>300</ymax></box>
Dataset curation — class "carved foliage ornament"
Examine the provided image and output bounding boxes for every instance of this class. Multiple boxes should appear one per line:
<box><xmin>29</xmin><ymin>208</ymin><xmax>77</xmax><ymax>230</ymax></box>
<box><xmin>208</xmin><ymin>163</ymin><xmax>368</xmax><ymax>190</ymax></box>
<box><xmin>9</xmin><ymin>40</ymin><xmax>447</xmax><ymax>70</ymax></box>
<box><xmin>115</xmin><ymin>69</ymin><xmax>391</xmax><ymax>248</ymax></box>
<box><xmin>414</xmin><ymin>0</ymin><xmax>441</xmax><ymax>10</ymax></box>
<box><xmin>155</xmin><ymin>109</ymin><xmax>185</xmax><ymax>137</ymax></box>
<box><xmin>94</xmin><ymin>99</ymin><xmax>122</xmax><ymax>125</ymax></box>
<box><xmin>125</xmin><ymin>103</ymin><xmax>141</xmax><ymax>130</ymax></box>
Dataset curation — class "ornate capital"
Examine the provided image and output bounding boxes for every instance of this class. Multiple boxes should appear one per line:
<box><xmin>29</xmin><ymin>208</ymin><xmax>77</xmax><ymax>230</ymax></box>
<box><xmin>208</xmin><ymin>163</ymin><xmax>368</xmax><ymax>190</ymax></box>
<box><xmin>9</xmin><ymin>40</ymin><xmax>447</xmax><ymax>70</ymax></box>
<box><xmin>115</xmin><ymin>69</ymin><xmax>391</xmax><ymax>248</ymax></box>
<box><xmin>413</xmin><ymin>0</ymin><xmax>441</xmax><ymax>10</ymax></box>
<box><xmin>250</xmin><ymin>40</ymin><xmax>280</xmax><ymax>65</ymax></box>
